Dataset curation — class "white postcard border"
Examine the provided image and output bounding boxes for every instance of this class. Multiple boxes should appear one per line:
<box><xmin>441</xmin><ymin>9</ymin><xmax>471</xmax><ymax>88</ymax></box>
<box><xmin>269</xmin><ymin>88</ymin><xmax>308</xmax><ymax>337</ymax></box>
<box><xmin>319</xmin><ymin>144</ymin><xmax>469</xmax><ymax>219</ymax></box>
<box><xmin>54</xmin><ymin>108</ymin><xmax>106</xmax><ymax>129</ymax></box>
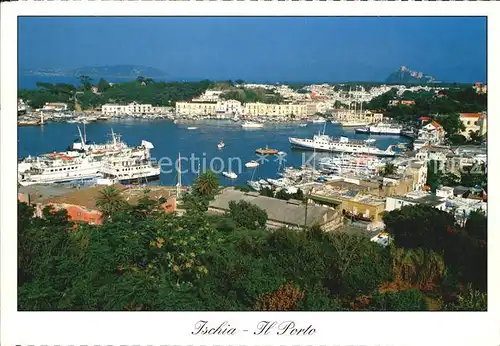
<box><xmin>1</xmin><ymin>2</ymin><xmax>499</xmax><ymax>346</ymax></box>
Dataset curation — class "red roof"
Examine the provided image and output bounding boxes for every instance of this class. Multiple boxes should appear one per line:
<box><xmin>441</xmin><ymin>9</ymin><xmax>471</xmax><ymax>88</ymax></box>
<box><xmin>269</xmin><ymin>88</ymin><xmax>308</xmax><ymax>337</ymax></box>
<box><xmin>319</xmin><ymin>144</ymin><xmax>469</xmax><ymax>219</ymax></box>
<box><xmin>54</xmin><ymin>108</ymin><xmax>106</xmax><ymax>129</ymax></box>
<box><xmin>430</xmin><ymin>121</ymin><xmax>442</xmax><ymax>128</ymax></box>
<box><xmin>460</xmin><ymin>113</ymin><xmax>483</xmax><ymax>119</ymax></box>
<box><xmin>419</xmin><ymin>116</ymin><xmax>431</xmax><ymax>121</ymax></box>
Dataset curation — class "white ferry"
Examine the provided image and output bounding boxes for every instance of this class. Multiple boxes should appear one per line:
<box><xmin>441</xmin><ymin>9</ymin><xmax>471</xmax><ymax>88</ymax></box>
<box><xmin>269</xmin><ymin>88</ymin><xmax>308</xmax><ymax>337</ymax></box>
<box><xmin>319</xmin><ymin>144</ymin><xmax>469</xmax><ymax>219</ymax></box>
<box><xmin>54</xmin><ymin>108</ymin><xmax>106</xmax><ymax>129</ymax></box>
<box><xmin>288</xmin><ymin>133</ymin><xmax>397</xmax><ymax>157</ymax></box>
<box><xmin>355</xmin><ymin>123</ymin><xmax>403</xmax><ymax>135</ymax></box>
<box><xmin>100</xmin><ymin>154</ymin><xmax>160</xmax><ymax>185</ymax></box>
<box><xmin>18</xmin><ymin>152</ymin><xmax>103</xmax><ymax>186</ymax></box>
<box><xmin>318</xmin><ymin>154</ymin><xmax>386</xmax><ymax>174</ymax></box>
<box><xmin>241</xmin><ymin>121</ymin><xmax>264</xmax><ymax>129</ymax></box>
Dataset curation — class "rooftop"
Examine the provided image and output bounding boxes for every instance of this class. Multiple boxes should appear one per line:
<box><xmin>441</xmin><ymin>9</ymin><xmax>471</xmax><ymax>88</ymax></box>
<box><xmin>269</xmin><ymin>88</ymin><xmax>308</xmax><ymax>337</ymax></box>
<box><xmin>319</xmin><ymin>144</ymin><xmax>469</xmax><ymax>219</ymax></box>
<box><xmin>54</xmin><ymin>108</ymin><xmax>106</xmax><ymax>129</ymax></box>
<box><xmin>20</xmin><ymin>184</ymin><xmax>179</xmax><ymax>210</ymax></box>
<box><xmin>391</xmin><ymin>192</ymin><xmax>445</xmax><ymax>207</ymax></box>
<box><xmin>209</xmin><ymin>188</ymin><xmax>338</xmax><ymax>227</ymax></box>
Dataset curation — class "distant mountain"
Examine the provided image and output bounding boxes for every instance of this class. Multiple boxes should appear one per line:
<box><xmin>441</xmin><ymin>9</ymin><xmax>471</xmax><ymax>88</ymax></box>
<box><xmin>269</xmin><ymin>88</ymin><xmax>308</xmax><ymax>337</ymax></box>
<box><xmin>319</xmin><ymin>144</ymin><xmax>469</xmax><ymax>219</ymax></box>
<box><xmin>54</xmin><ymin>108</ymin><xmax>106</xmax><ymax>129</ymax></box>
<box><xmin>21</xmin><ymin>65</ymin><xmax>168</xmax><ymax>79</ymax></box>
<box><xmin>385</xmin><ymin>66</ymin><xmax>436</xmax><ymax>84</ymax></box>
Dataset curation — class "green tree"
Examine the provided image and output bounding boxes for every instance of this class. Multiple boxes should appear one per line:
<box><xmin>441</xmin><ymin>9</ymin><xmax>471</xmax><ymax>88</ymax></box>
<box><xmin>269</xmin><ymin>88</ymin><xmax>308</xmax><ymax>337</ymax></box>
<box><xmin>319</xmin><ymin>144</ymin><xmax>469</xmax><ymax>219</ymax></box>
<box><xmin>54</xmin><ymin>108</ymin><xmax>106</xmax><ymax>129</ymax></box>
<box><xmin>382</xmin><ymin>163</ymin><xmax>396</xmax><ymax>176</ymax></box>
<box><xmin>370</xmin><ymin>289</ymin><xmax>428</xmax><ymax>311</ymax></box>
<box><xmin>97</xmin><ymin>78</ymin><xmax>110</xmax><ymax>92</ymax></box>
<box><xmin>229</xmin><ymin>200</ymin><xmax>268</xmax><ymax>230</ymax></box>
<box><xmin>443</xmin><ymin>284</ymin><xmax>487</xmax><ymax>311</ymax></box>
<box><xmin>193</xmin><ymin>171</ymin><xmax>220</xmax><ymax>197</ymax></box>
<box><xmin>95</xmin><ymin>186</ymin><xmax>127</xmax><ymax>220</ymax></box>
<box><xmin>435</xmin><ymin>113</ymin><xmax>465</xmax><ymax>138</ymax></box>
<box><xmin>78</xmin><ymin>75</ymin><xmax>93</xmax><ymax>91</ymax></box>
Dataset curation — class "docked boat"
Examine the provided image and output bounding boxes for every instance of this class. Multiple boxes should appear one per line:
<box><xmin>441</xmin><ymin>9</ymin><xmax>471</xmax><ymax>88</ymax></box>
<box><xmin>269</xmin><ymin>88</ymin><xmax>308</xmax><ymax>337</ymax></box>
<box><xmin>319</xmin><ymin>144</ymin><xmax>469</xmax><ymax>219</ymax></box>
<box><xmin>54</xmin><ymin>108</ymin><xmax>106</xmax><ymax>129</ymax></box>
<box><xmin>289</xmin><ymin>132</ymin><xmax>397</xmax><ymax>157</ymax></box>
<box><xmin>256</xmin><ymin>146</ymin><xmax>278</xmax><ymax>155</ymax></box>
<box><xmin>311</xmin><ymin>118</ymin><xmax>326</xmax><ymax>124</ymax></box>
<box><xmin>222</xmin><ymin>171</ymin><xmax>238</xmax><ymax>179</ymax></box>
<box><xmin>245</xmin><ymin>160</ymin><xmax>260</xmax><ymax>168</ymax></box>
<box><xmin>241</xmin><ymin>121</ymin><xmax>264</xmax><ymax>128</ymax></box>
<box><xmin>330</xmin><ymin>120</ymin><xmax>340</xmax><ymax>124</ymax></box>
<box><xmin>318</xmin><ymin>154</ymin><xmax>385</xmax><ymax>174</ymax></box>
<box><xmin>18</xmin><ymin>152</ymin><xmax>103</xmax><ymax>186</ymax></box>
<box><xmin>299</xmin><ymin>123</ymin><xmax>308</xmax><ymax>127</ymax></box>
<box><xmin>217</xmin><ymin>140</ymin><xmax>225</xmax><ymax>149</ymax></box>
<box><xmin>247</xmin><ymin>180</ymin><xmax>262</xmax><ymax>191</ymax></box>
<box><xmin>355</xmin><ymin>123</ymin><xmax>403</xmax><ymax>135</ymax></box>
<box><xmin>18</xmin><ymin>120</ymin><xmax>41</xmax><ymax>127</ymax></box>
<box><xmin>187</xmin><ymin>126</ymin><xmax>198</xmax><ymax>130</ymax></box>
<box><xmin>340</xmin><ymin>120</ymin><xmax>372</xmax><ymax>127</ymax></box>
<box><xmin>99</xmin><ymin>154</ymin><xmax>160</xmax><ymax>185</ymax></box>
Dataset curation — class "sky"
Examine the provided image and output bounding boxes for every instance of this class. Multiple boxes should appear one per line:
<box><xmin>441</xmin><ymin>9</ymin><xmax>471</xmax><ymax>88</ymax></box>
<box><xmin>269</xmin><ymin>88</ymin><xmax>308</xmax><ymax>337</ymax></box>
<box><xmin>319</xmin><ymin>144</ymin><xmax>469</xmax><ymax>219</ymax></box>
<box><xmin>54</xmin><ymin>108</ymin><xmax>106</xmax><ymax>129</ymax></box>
<box><xmin>18</xmin><ymin>16</ymin><xmax>487</xmax><ymax>83</ymax></box>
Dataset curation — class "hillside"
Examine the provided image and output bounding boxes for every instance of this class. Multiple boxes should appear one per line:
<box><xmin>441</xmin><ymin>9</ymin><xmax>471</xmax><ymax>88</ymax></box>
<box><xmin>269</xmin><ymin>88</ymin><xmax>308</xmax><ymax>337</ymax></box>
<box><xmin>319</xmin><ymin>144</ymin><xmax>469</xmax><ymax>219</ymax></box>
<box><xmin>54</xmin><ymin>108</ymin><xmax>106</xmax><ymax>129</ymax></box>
<box><xmin>386</xmin><ymin>66</ymin><xmax>436</xmax><ymax>84</ymax></box>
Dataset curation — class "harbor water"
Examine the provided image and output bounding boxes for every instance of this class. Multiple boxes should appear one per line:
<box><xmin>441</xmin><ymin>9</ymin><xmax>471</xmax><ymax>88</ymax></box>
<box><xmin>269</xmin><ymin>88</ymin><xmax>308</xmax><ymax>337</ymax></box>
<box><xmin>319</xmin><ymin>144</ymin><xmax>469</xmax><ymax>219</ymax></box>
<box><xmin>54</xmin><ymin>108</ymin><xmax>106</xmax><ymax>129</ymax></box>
<box><xmin>18</xmin><ymin>119</ymin><xmax>409</xmax><ymax>187</ymax></box>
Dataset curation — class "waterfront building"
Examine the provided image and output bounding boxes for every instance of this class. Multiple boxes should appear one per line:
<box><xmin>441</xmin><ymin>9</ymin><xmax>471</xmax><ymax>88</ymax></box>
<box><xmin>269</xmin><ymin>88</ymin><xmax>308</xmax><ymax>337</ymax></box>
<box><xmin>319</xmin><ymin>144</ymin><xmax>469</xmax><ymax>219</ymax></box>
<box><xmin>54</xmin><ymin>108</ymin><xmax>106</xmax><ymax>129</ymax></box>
<box><xmin>459</xmin><ymin>112</ymin><xmax>487</xmax><ymax>138</ymax></box>
<box><xmin>208</xmin><ymin>188</ymin><xmax>343</xmax><ymax>231</ymax></box>
<box><xmin>101</xmin><ymin>101</ymin><xmax>153</xmax><ymax>116</ymax></box>
<box><xmin>243</xmin><ymin>102</ymin><xmax>309</xmax><ymax>117</ymax></box>
<box><xmin>41</xmin><ymin>102</ymin><xmax>68</xmax><ymax>112</ymax></box>
<box><xmin>215</xmin><ymin>100</ymin><xmax>243</xmax><ymax>115</ymax></box>
<box><xmin>175</xmin><ymin>102</ymin><xmax>217</xmax><ymax>116</ymax></box>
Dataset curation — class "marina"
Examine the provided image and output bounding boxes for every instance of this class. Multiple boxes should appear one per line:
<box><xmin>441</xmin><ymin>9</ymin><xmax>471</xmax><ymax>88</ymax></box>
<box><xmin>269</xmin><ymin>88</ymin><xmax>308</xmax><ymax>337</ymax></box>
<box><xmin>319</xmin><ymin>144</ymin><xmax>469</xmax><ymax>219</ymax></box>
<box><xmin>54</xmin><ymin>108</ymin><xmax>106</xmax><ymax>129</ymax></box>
<box><xmin>18</xmin><ymin>119</ymin><xmax>409</xmax><ymax>187</ymax></box>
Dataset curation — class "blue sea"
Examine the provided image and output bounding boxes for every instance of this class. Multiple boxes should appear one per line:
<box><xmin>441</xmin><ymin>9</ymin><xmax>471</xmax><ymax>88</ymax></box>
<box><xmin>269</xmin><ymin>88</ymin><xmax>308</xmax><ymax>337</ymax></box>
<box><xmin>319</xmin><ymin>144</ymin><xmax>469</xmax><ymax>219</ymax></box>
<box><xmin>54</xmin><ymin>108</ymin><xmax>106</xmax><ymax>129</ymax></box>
<box><xmin>18</xmin><ymin>120</ymin><xmax>408</xmax><ymax>187</ymax></box>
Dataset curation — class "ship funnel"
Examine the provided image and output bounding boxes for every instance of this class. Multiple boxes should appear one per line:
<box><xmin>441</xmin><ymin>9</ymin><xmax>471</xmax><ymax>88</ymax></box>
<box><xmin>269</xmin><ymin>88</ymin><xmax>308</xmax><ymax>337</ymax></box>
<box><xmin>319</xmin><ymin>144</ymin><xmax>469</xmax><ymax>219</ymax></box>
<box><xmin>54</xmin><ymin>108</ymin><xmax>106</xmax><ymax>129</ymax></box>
<box><xmin>141</xmin><ymin>140</ymin><xmax>154</xmax><ymax>149</ymax></box>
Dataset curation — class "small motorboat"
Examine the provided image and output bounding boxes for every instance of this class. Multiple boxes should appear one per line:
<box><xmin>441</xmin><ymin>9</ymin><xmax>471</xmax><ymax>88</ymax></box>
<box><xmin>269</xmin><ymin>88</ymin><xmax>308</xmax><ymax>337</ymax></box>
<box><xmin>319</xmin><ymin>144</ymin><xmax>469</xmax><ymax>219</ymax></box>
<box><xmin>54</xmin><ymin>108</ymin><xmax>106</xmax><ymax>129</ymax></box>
<box><xmin>277</xmin><ymin>151</ymin><xmax>286</xmax><ymax>156</ymax></box>
<box><xmin>331</xmin><ymin>120</ymin><xmax>340</xmax><ymax>124</ymax></box>
<box><xmin>247</xmin><ymin>180</ymin><xmax>261</xmax><ymax>191</ymax></box>
<box><xmin>299</xmin><ymin>123</ymin><xmax>308</xmax><ymax>127</ymax></box>
<box><xmin>245</xmin><ymin>160</ymin><xmax>260</xmax><ymax>168</ymax></box>
<box><xmin>222</xmin><ymin>171</ymin><xmax>237</xmax><ymax>179</ymax></box>
<box><xmin>217</xmin><ymin>140</ymin><xmax>225</xmax><ymax>149</ymax></box>
<box><xmin>187</xmin><ymin>126</ymin><xmax>198</xmax><ymax>130</ymax></box>
<box><xmin>365</xmin><ymin>139</ymin><xmax>376</xmax><ymax>143</ymax></box>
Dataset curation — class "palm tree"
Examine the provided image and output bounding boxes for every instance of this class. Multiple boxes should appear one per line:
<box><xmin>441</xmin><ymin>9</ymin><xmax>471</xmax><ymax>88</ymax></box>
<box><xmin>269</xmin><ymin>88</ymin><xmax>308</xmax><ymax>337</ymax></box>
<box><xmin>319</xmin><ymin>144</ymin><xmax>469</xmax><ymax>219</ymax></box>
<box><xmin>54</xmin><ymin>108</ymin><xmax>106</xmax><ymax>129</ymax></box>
<box><xmin>383</xmin><ymin>163</ymin><xmax>396</xmax><ymax>177</ymax></box>
<box><xmin>391</xmin><ymin>247</ymin><xmax>445</xmax><ymax>289</ymax></box>
<box><xmin>95</xmin><ymin>186</ymin><xmax>127</xmax><ymax>220</ymax></box>
<box><xmin>193</xmin><ymin>171</ymin><xmax>220</xmax><ymax>197</ymax></box>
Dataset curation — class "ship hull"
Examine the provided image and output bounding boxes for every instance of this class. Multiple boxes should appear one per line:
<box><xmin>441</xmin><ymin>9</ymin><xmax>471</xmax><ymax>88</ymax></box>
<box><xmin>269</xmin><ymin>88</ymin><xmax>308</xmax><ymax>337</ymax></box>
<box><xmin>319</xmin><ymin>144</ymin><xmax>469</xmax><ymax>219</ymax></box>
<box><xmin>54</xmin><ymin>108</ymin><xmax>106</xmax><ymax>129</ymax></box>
<box><xmin>289</xmin><ymin>138</ymin><xmax>396</xmax><ymax>157</ymax></box>
<box><xmin>119</xmin><ymin>173</ymin><xmax>160</xmax><ymax>185</ymax></box>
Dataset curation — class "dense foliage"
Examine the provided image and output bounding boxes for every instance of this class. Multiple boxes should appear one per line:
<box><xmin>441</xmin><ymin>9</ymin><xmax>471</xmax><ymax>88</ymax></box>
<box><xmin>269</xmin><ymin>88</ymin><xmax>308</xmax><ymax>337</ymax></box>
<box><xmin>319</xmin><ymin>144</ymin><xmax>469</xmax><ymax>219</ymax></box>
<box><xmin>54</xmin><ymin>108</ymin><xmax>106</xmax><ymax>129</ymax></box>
<box><xmin>18</xmin><ymin>173</ymin><xmax>487</xmax><ymax>311</ymax></box>
<box><xmin>19</xmin><ymin>78</ymin><xmax>215</xmax><ymax>110</ymax></box>
<box><xmin>364</xmin><ymin>87</ymin><xmax>486</xmax><ymax>125</ymax></box>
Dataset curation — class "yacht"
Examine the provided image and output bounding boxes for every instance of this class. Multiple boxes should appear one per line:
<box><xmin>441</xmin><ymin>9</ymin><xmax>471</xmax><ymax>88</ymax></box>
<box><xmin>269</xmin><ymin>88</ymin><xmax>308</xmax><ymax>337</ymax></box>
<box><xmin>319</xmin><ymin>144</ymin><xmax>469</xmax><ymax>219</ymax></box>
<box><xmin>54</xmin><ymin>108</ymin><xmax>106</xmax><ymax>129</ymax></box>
<box><xmin>187</xmin><ymin>126</ymin><xmax>198</xmax><ymax>130</ymax></box>
<box><xmin>318</xmin><ymin>154</ymin><xmax>385</xmax><ymax>174</ymax></box>
<box><xmin>247</xmin><ymin>180</ymin><xmax>262</xmax><ymax>191</ymax></box>
<box><xmin>289</xmin><ymin>132</ymin><xmax>397</xmax><ymax>157</ymax></box>
<box><xmin>311</xmin><ymin>118</ymin><xmax>326</xmax><ymax>124</ymax></box>
<box><xmin>217</xmin><ymin>140</ymin><xmax>225</xmax><ymax>149</ymax></box>
<box><xmin>241</xmin><ymin>121</ymin><xmax>264</xmax><ymax>128</ymax></box>
<box><xmin>222</xmin><ymin>171</ymin><xmax>238</xmax><ymax>179</ymax></box>
<box><xmin>340</xmin><ymin>120</ymin><xmax>372</xmax><ymax>127</ymax></box>
<box><xmin>355</xmin><ymin>123</ymin><xmax>403</xmax><ymax>135</ymax></box>
<box><xmin>245</xmin><ymin>160</ymin><xmax>260</xmax><ymax>168</ymax></box>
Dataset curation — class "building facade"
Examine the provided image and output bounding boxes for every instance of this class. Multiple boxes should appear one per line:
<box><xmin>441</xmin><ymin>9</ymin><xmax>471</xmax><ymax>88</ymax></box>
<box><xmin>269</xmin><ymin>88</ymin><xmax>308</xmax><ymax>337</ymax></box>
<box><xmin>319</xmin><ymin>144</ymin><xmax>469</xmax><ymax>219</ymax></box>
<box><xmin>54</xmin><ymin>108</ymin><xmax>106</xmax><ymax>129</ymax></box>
<box><xmin>102</xmin><ymin>102</ymin><xmax>154</xmax><ymax>116</ymax></box>
<box><xmin>243</xmin><ymin>102</ymin><xmax>309</xmax><ymax>117</ymax></box>
<box><xmin>175</xmin><ymin>102</ymin><xmax>218</xmax><ymax>116</ymax></box>
<box><xmin>459</xmin><ymin>113</ymin><xmax>487</xmax><ymax>138</ymax></box>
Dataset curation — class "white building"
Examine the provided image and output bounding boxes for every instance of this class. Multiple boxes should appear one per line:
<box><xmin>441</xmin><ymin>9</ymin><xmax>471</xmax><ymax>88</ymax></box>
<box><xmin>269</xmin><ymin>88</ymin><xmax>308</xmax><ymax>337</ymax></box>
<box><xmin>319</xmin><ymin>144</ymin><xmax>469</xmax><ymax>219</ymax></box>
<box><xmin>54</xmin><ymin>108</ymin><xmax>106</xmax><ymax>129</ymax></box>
<box><xmin>192</xmin><ymin>90</ymin><xmax>224</xmax><ymax>103</ymax></box>
<box><xmin>385</xmin><ymin>191</ymin><xmax>447</xmax><ymax>212</ymax></box>
<box><xmin>42</xmin><ymin>102</ymin><xmax>68</xmax><ymax>112</ymax></box>
<box><xmin>175</xmin><ymin>102</ymin><xmax>217</xmax><ymax>116</ymax></box>
<box><xmin>101</xmin><ymin>101</ymin><xmax>153</xmax><ymax>116</ymax></box>
<box><xmin>215</xmin><ymin>100</ymin><xmax>243</xmax><ymax>115</ymax></box>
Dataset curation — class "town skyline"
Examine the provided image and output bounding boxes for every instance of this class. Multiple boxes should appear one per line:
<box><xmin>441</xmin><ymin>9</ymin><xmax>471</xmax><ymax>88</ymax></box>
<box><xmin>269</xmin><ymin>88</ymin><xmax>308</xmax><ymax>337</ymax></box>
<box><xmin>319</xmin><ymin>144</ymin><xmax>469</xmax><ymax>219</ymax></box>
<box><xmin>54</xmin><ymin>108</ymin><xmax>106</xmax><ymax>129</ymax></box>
<box><xmin>19</xmin><ymin>16</ymin><xmax>487</xmax><ymax>83</ymax></box>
